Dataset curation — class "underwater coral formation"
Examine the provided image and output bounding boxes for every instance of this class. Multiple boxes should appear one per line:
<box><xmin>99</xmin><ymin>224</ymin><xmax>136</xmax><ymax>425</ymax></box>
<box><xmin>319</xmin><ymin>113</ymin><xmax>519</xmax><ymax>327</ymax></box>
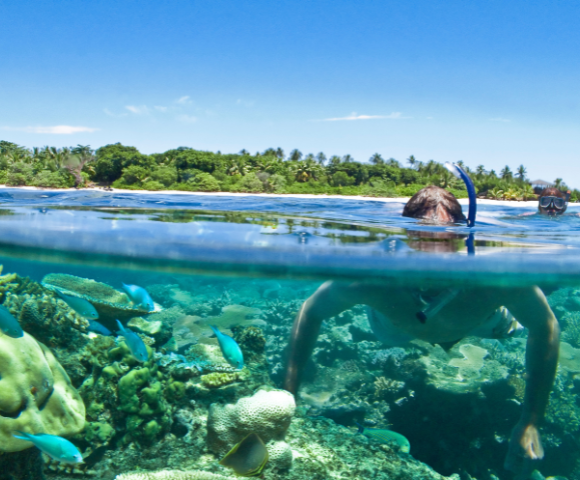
<box><xmin>0</xmin><ymin>332</ymin><xmax>85</xmax><ymax>452</ymax></box>
<box><xmin>115</xmin><ymin>471</ymin><xmax>236</xmax><ymax>480</ymax></box>
<box><xmin>207</xmin><ymin>388</ymin><xmax>296</xmax><ymax>455</ymax></box>
<box><xmin>42</xmin><ymin>273</ymin><xmax>152</xmax><ymax>326</ymax></box>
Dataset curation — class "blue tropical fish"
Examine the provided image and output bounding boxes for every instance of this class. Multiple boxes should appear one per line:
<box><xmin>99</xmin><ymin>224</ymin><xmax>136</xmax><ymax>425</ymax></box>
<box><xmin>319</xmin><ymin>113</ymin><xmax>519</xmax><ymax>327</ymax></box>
<box><xmin>122</xmin><ymin>283</ymin><xmax>155</xmax><ymax>312</ymax></box>
<box><xmin>12</xmin><ymin>431</ymin><xmax>83</xmax><ymax>464</ymax></box>
<box><xmin>0</xmin><ymin>304</ymin><xmax>24</xmax><ymax>338</ymax></box>
<box><xmin>356</xmin><ymin>423</ymin><xmax>410</xmax><ymax>453</ymax></box>
<box><xmin>116</xmin><ymin>320</ymin><xmax>149</xmax><ymax>362</ymax></box>
<box><xmin>55</xmin><ymin>290</ymin><xmax>99</xmax><ymax>319</ymax></box>
<box><xmin>210</xmin><ymin>325</ymin><xmax>244</xmax><ymax>369</ymax></box>
<box><xmin>88</xmin><ymin>320</ymin><xmax>111</xmax><ymax>336</ymax></box>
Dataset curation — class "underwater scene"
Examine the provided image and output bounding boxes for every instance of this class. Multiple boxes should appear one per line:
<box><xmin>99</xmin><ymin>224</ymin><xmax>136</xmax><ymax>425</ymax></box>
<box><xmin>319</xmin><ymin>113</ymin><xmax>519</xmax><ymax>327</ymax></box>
<box><xmin>2</xmin><ymin>190</ymin><xmax>580</xmax><ymax>480</ymax></box>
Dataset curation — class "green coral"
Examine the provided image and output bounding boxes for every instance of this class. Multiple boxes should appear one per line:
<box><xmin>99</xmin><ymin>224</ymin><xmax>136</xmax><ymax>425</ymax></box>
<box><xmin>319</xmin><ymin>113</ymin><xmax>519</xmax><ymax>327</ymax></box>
<box><xmin>119</xmin><ymin>368</ymin><xmax>152</xmax><ymax>413</ymax></box>
<box><xmin>85</xmin><ymin>421</ymin><xmax>116</xmax><ymax>445</ymax></box>
<box><xmin>165</xmin><ymin>380</ymin><xmax>186</xmax><ymax>399</ymax></box>
<box><xmin>201</xmin><ymin>371</ymin><xmax>241</xmax><ymax>388</ymax></box>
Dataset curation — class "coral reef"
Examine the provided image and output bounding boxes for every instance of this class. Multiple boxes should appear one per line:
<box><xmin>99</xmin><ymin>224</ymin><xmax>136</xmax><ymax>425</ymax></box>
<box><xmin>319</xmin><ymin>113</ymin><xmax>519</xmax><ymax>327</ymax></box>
<box><xmin>115</xmin><ymin>471</ymin><xmax>236</xmax><ymax>480</ymax></box>
<box><xmin>0</xmin><ymin>270</ymin><xmax>88</xmax><ymax>347</ymax></box>
<box><xmin>0</xmin><ymin>332</ymin><xmax>85</xmax><ymax>452</ymax></box>
<box><xmin>8</xmin><ymin>269</ymin><xmax>580</xmax><ymax>480</ymax></box>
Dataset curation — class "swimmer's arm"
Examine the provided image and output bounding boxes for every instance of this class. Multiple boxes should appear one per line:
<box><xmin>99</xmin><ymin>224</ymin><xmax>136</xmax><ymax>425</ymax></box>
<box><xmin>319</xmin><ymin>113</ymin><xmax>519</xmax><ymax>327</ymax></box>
<box><xmin>283</xmin><ymin>281</ymin><xmax>372</xmax><ymax>394</ymax></box>
<box><xmin>501</xmin><ymin>286</ymin><xmax>560</xmax><ymax>467</ymax></box>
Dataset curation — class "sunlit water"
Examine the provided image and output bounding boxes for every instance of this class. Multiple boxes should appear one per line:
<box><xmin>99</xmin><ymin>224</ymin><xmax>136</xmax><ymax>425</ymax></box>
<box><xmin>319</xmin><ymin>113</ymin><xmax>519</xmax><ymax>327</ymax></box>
<box><xmin>1</xmin><ymin>188</ymin><xmax>580</xmax><ymax>480</ymax></box>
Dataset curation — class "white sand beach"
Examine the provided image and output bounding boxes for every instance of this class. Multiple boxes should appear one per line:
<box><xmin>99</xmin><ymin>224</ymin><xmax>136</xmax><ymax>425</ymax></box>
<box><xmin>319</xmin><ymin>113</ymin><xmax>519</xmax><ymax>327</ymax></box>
<box><xmin>0</xmin><ymin>184</ymin><xmax>549</xmax><ymax>207</ymax></box>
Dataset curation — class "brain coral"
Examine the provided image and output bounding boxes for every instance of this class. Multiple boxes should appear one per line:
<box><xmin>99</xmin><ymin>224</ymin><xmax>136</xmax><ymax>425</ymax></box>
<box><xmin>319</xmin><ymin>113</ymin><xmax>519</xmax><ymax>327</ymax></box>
<box><xmin>0</xmin><ymin>332</ymin><xmax>86</xmax><ymax>452</ymax></box>
<box><xmin>207</xmin><ymin>388</ymin><xmax>295</xmax><ymax>454</ymax></box>
<box><xmin>115</xmin><ymin>471</ymin><xmax>235</xmax><ymax>480</ymax></box>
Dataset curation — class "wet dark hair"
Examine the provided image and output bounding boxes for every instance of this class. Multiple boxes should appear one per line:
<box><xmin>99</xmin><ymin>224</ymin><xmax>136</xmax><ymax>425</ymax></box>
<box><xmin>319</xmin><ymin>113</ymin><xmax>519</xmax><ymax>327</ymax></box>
<box><xmin>539</xmin><ymin>187</ymin><xmax>566</xmax><ymax>199</ymax></box>
<box><xmin>402</xmin><ymin>186</ymin><xmax>466</xmax><ymax>223</ymax></box>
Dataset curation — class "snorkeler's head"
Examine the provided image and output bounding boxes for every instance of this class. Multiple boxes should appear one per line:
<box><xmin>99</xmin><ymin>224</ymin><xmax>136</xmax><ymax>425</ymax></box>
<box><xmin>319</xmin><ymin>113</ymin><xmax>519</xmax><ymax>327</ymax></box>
<box><xmin>402</xmin><ymin>186</ymin><xmax>466</xmax><ymax>224</ymax></box>
<box><xmin>538</xmin><ymin>187</ymin><xmax>568</xmax><ymax>216</ymax></box>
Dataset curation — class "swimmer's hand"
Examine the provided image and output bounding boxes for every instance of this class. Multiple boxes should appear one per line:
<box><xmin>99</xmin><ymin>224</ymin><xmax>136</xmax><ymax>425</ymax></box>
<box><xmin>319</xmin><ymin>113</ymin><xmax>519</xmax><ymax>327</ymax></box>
<box><xmin>504</xmin><ymin>422</ymin><xmax>544</xmax><ymax>473</ymax></box>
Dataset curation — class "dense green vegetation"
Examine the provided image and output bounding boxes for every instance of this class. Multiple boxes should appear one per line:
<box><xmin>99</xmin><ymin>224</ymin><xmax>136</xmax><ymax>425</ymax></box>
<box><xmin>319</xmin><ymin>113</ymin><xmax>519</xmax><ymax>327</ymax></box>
<box><xmin>0</xmin><ymin>140</ymin><xmax>576</xmax><ymax>200</ymax></box>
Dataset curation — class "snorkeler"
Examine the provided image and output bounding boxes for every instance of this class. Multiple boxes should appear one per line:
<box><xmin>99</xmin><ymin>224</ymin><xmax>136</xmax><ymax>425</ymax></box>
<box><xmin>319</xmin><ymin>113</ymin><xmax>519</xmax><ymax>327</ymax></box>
<box><xmin>283</xmin><ymin>169</ymin><xmax>560</xmax><ymax>473</ymax></box>
<box><xmin>537</xmin><ymin>187</ymin><xmax>570</xmax><ymax>216</ymax></box>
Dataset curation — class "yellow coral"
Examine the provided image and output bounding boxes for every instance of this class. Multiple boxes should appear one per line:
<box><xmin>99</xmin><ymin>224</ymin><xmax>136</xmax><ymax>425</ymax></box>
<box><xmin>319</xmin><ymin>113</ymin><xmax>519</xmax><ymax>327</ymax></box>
<box><xmin>201</xmin><ymin>372</ymin><xmax>240</xmax><ymax>388</ymax></box>
<box><xmin>0</xmin><ymin>332</ymin><xmax>85</xmax><ymax>452</ymax></box>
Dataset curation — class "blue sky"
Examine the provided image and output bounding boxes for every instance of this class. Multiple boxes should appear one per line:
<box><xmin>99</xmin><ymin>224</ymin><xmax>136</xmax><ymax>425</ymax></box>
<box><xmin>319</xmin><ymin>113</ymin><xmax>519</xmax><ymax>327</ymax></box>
<box><xmin>1</xmin><ymin>0</ymin><xmax>578</xmax><ymax>184</ymax></box>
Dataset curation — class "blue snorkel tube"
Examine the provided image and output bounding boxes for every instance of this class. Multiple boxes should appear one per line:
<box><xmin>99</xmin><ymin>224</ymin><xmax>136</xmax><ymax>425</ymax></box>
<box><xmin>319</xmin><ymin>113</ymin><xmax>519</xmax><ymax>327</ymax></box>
<box><xmin>444</xmin><ymin>162</ymin><xmax>477</xmax><ymax>228</ymax></box>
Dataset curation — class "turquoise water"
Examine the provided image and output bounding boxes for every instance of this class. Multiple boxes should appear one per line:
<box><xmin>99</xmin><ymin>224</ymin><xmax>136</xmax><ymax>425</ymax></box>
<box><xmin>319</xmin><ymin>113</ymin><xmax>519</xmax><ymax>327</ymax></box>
<box><xmin>1</xmin><ymin>189</ymin><xmax>580</xmax><ymax>480</ymax></box>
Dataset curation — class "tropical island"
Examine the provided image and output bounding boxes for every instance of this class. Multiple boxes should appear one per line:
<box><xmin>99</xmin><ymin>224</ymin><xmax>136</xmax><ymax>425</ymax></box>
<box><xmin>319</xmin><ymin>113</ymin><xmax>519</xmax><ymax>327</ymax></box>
<box><xmin>0</xmin><ymin>140</ymin><xmax>575</xmax><ymax>201</ymax></box>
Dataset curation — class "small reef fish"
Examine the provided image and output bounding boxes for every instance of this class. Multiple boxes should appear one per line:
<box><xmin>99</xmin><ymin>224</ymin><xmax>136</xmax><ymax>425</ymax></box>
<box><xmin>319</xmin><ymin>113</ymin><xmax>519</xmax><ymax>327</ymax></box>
<box><xmin>88</xmin><ymin>320</ymin><xmax>112</xmax><ymax>336</ymax></box>
<box><xmin>0</xmin><ymin>304</ymin><xmax>24</xmax><ymax>338</ymax></box>
<box><xmin>54</xmin><ymin>290</ymin><xmax>99</xmax><ymax>319</ymax></box>
<box><xmin>116</xmin><ymin>320</ymin><xmax>149</xmax><ymax>362</ymax></box>
<box><xmin>210</xmin><ymin>325</ymin><xmax>244</xmax><ymax>370</ymax></box>
<box><xmin>122</xmin><ymin>283</ymin><xmax>155</xmax><ymax>311</ymax></box>
<box><xmin>356</xmin><ymin>423</ymin><xmax>411</xmax><ymax>453</ymax></box>
<box><xmin>12</xmin><ymin>431</ymin><xmax>83</xmax><ymax>464</ymax></box>
<box><xmin>219</xmin><ymin>433</ymin><xmax>268</xmax><ymax>477</ymax></box>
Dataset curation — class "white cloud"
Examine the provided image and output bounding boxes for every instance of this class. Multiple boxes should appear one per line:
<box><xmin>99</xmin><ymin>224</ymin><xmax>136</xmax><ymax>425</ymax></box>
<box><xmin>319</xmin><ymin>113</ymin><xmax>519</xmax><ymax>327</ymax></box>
<box><xmin>490</xmin><ymin>117</ymin><xmax>511</xmax><ymax>122</ymax></box>
<box><xmin>177</xmin><ymin>114</ymin><xmax>197</xmax><ymax>123</ymax></box>
<box><xmin>320</xmin><ymin>112</ymin><xmax>406</xmax><ymax>121</ymax></box>
<box><xmin>176</xmin><ymin>96</ymin><xmax>191</xmax><ymax>104</ymax></box>
<box><xmin>2</xmin><ymin>125</ymin><xmax>98</xmax><ymax>134</ymax></box>
<box><xmin>154</xmin><ymin>106</ymin><xmax>168</xmax><ymax>112</ymax></box>
<box><xmin>125</xmin><ymin>105</ymin><xmax>149</xmax><ymax>114</ymax></box>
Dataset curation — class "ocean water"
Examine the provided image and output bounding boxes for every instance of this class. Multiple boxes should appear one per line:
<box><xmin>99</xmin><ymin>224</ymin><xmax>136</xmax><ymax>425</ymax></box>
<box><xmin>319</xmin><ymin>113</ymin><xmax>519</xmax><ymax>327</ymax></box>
<box><xmin>1</xmin><ymin>188</ymin><xmax>580</xmax><ymax>480</ymax></box>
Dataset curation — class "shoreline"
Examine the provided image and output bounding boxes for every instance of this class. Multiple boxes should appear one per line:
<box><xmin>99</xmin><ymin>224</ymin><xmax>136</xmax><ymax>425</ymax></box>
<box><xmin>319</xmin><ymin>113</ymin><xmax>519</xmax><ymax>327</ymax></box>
<box><xmin>0</xmin><ymin>184</ymin><xmax>547</xmax><ymax>207</ymax></box>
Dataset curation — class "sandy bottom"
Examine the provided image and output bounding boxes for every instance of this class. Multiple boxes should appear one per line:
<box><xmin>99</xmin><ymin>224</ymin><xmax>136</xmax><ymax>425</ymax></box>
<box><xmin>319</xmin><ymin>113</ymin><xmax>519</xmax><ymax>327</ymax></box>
<box><xmin>0</xmin><ymin>184</ymin><xmax>545</xmax><ymax>207</ymax></box>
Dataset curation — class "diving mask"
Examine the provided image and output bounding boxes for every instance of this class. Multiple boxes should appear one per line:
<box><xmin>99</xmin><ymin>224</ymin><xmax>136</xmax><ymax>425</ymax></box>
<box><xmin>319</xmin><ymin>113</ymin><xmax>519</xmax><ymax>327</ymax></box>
<box><xmin>539</xmin><ymin>196</ymin><xmax>566</xmax><ymax>209</ymax></box>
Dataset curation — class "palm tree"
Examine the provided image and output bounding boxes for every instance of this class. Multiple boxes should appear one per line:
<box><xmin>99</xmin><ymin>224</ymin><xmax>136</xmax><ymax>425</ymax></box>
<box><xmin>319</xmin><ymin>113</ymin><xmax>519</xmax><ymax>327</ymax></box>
<box><xmin>369</xmin><ymin>153</ymin><xmax>384</xmax><ymax>165</ymax></box>
<box><xmin>228</xmin><ymin>160</ymin><xmax>252</xmax><ymax>176</ymax></box>
<box><xmin>67</xmin><ymin>145</ymin><xmax>95</xmax><ymax>186</ymax></box>
<box><xmin>487</xmin><ymin>187</ymin><xmax>504</xmax><ymax>200</ymax></box>
<box><xmin>289</xmin><ymin>159</ymin><xmax>322</xmax><ymax>182</ymax></box>
<box><xmin>342</xmin><ymin>154</ymin><xmax>354</xmax><ymax>163</ymax></box>
<box><xmin>520</xmin><ymin>184</ymin><xmax>536</xmax><ymax>200</ymax></box>
<box><xmin>289</xmin><ymin>149</ymin><xmax>302</xmax><ymax>162</ymax></box>
<box><xmin>316</xmin><ymin>152</ymin><xmax>327</xmax><ymax>165</ymax></box>
<box><xmin>476</xmin><ymin>165</ymin><xmax>486</xmax><ymax>177</ymax></box>
<box><xmin>262</xmin><ymin>148</ymin><xmax>277</xmax><ymax>157</ymax></box>
<box><xmin>500</xmin><ymin>166</ymin><xmax>513</xmax><ymax>180</ymax></box>
<box><xmin>439</xmin><ymin>169</ymin><xmax>453</xmax><ymax>188</ymax></box>
<box><xmin>407</xmin><ymin>155</ymin><xmax>417</xmax><ymax>169</ymax></box>
<box><xmin>239</xmin><ymin>149</ymin><xmax>249</xmax><ymax>156</ymax></box>
<box><xmin>422</xmin><ymin>160</ymin><xmax>438</xmax><ymax>175</ymax></box>
<box><xmin>275</xmin><ymin>148</ymin><xmax>285</xmax><ymax>159</ymax></box>
<box><xmin>387</xmin><ymin>158</ymin><xmax>400</xmax><ymax>167</ymax></box>
<box><xmin>329</xmin><ymin>155</ymin><xmax>342</xmax><ymax>166</ymax></box>
<box><xmin>554</xmin><ymin>178</ymin><xmax>564</xmax><ymax>188</ymax></box>
<box><xmin>516</xmin><ymin>165</ymin><xmax>527</xmax><ymax>182</ymax></box>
